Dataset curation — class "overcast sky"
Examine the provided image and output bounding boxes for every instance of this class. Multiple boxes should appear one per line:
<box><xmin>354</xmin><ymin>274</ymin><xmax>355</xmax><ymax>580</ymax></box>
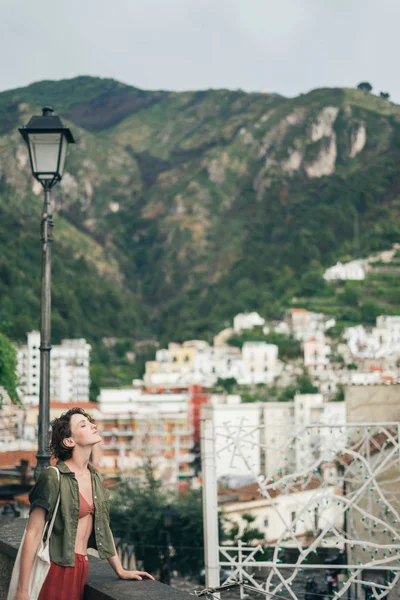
<box><xmin>2</xmin><ymin>0</ymin><xmax>399</xmax><ymax>102</ymax></box>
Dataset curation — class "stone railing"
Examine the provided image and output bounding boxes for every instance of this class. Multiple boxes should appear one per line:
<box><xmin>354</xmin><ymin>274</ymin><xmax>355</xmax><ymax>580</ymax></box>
<box><xmin>0</xmin><ymin>520</ymin><xmax>193</xmax><ymax>600</ymax></box>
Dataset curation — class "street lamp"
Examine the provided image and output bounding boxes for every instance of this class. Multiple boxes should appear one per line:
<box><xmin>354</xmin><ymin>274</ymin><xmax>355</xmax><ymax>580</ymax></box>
<box><xmin>19</xmin><ymin>106</ymin><xmax>75</xmax><ymax>480</ymax></box>
<box><xmin>161</xmin><ymin>505</ymin><xmax>175</xmax><ymax>585</ymax></box>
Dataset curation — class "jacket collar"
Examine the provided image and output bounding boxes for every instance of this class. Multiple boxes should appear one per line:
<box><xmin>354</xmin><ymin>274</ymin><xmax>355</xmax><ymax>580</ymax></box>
<box><xmin>56</xmin><ymin>460</ymin><xmax>96</xmax><ymax>474</ymax></box>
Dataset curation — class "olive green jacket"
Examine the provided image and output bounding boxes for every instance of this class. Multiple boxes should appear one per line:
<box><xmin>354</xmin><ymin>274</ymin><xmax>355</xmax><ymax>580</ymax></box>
<box><xmin>29</xmin><ymin>461</ymin><xmax>116</xmax><ymax>566</ymax></box>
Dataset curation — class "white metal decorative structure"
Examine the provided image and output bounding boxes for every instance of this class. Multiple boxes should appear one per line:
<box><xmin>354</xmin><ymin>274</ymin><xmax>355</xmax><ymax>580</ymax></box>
<box><xmin>201</xmin><ymin>405</ymin><xmax>400</xmax><ymax>599</ymax></box>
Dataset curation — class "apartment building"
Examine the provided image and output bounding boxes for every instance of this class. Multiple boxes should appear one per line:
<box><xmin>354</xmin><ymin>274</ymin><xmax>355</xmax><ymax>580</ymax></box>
<box><xmin>96</xmin><ymin>385</ymin><xmax>200</xmax><ymax>487</ymax></box>
<box><xmin>17</xmin><ymin>331</ymin><xmax>91</xmax><ymax>404</ymax></box>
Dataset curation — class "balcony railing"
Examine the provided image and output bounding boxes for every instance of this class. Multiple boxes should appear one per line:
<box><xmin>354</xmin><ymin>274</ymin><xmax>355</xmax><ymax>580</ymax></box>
<box><xmin>0</xmin><ymin>519</ymin><xmax>193</xmax><ymax>600</ymax></box>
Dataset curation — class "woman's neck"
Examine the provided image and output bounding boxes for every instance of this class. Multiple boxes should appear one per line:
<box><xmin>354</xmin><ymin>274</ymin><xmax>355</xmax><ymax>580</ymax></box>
<box><xmin>65</xmin><ymin>449</ymin><xmax>92</xmax><ymax>475</ymax></box>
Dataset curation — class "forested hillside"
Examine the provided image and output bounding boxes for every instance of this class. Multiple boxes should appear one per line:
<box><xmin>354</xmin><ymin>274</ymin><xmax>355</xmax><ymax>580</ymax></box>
<box><xmin>1</xmin><ymin>76</ymin><xmax>400</xmax><ymax>392</ymax></box>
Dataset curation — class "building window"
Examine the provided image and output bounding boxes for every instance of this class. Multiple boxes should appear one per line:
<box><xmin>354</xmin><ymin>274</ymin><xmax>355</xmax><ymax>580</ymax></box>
<box><xmin>264</xmin><ymin>518</ymin><xmax>269</xmax><ymax>528</ymax></box>
<box><xmin>291</xmin><ymin>511</ymin><xmax>296</xmax><ymax>532</ymax></box>
<box><xmin>184</xmin><ymin>355</ymin><xmax>190</xmax><ymax>362</ymax></box>
<box><xmin>314</xmin><ymin>507</ymin><xmax>319</xmax><ymax>531</ymax></box>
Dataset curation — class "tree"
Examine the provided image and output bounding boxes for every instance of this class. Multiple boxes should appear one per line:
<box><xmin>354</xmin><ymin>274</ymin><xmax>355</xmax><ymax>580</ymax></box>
<box><xmin>110</xmin><ymin>459</ymin><xmax>206</xmax><ymax>576</ymax></box>
<box><xmin>298</xmin><ymin>270</ymin><xmax>326</xmax><ymax>297</ymax></box>
<box><xmin>347</xmin><ymin>362</ymin><xmax>358</xmax><ymax>370</ymax></box>
<box><xmin>278</xmin><ymin>385</ymin><xmax>296</xmax><ymax>402</ymax></box>
<box><xmin>214</xmin><ymin>377</ymin><xmax>237</xmax><ymax>394</ymax></box>
<box><xmin>360</xmin><ymin>300</ymin><xmax>380</xmax><ymax>324</ymax></box>
<box><xmin>332</xmin><ymin>384</ymin><xmax>345</xmax><ymax>402</ymax></box>
<box><xmin>357</xmin><ymin>82</ymin><xmax>373</xmax><ymax>92</ymax></box>
<box><xmin>342</xmin><ymin>282</ymin><xmax>360</xmax><ymax>307</ymax></box>
<box><xmin>110</xmin><ymin>459</ymin><xmax>167</xmax><ymax>574</ymax></box>
<box><xmin>223</xmin><ymin>512</ymin><xmax>265</xmax><ymax>545</ymax></box>
<box><xmin>168</xmin><ymin>490</ymin><xmax>205</xmax><ymax>576</ymax></box>
<box><xmin>297</xmin><ymin>371</ymin><xmax>319</xmax><ymax>394</ymax></box>
<box><xmin>380</xmin><ymin>91</ymin><xmax>390</xmax><ymax>100</ymax></box>
<box><xmin>0</xmin><ymin>333</ymin><xmax>19</xmax><ymax>404</ymax></box>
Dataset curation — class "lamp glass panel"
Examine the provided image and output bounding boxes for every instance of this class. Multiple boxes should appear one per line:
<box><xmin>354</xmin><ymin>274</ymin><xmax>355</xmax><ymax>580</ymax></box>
<box><xmin>28</xmin><ymin>133</ymin><xmax>62</xmax><ymax>178</ymax></box>
<box><xmin>57</xmin><ymin>134</ymin><xmax>69</xmax><ymax>177</ymax></box>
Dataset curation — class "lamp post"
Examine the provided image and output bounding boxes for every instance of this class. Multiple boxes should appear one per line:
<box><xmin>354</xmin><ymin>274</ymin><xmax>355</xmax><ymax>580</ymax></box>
<box><xmin>19</xmin><ymin>106</ymin><xmax>74</xmax><ymax>480</ymax></box>
<box><xmin>161</xmin><ymin>505</ymin><xmax>174</xmax><ymax>585</ymax></box>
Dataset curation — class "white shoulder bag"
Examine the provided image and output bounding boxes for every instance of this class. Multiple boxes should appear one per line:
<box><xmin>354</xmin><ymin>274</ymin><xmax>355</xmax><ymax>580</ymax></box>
<box><xmin>7</xmin><ymin>466</ymin><xmax>61</xmax><ymax>600</ymax></box>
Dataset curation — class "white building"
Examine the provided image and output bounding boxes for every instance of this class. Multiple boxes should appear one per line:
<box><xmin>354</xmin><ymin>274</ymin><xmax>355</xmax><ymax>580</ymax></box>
<box><xmin>285</xmin><ymin>309</ymin><xmax>335</xmax><ymax>341</ymax></box>
<box><xmin>294</xmin><ymin>393</ymin><xmax>346</xmax><ymax>471</ymax></box>
<box><xmin>144</xmin><ymin>339</ymin><xmax>281</xmax><ymax>389</ymax></box>
<box><xmin>145</xmin><ymin>341</ymin><xmax>242</xmax><ymax>388</ymax></box>
<box><xmin>209</xmin><ymin>398</ymin><xmax>262</xmax><ymax>479</ymax></box>
<box><xmin>206</xmin><ymin>399</ymin><xmax>295</xmax><ymax>479</ymax></box>
<box><xmin>323</xmin><ymin>260</ymin><xmax>365</xmax><ymax>281</ymax></box>
<box><xmin>303</xmin><ymin>337</ymin><xmax>330</xmax><ymax>371</ymax></box>
<box><xmin>221</xmin><ymin>480</ymin><xmax>343</xmax><ymax>545</ymax></box>
<box><xmin>209</xmin><ymin>391</ymin><xmax>342</xmax><ymax>478</ymax></box>
<box><xmin>209</xmin><ymin>393</ymin><xmax>346</xmax><ymax>482</ymax></box>
<box><xmin>372</xmin><ymin>316</ymin><xmax>400</xmax><ymax>345</ymax></box>
<box><xmin>344</xmin><ymin>316</ymin><xmax>400</xmax><ymax>360</ymax></box>
<box><xmin>0</xmin><ymin>387</ymin><xmax>27</xmax><ymax>450</ymax></box>
<box><xmin>273</xmin><ymin>321</ymin><xmax>291</xmax><ymax>335</ymax></box>
<box><xmin>233</xmin><ymin>312</ymin><xmax>265</xmax><ymax>333</ymax></box>
<box><xmin>240</xmin><ymin>342</ymin><xmax>280</xmax><ymax>384</ymax></box>
<box><xmin>262</xmin><ymin>401</ymin><xmax>295</xmax><ymax>476</ymax></box>
<box><xmin>17</xmin><ymin>331</ymin><xmax>91</xmax><ymax>404</ymax></box>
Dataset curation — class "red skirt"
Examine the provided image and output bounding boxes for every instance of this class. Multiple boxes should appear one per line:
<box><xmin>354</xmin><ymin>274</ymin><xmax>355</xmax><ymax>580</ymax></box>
<box><xmin>38</xmin><ymin>553</ymin><xmax>88</xmax><ymax>600</ymax></box>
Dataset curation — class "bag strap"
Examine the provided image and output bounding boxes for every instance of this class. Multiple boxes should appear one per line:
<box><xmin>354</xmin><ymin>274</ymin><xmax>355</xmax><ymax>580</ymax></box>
<box><xmin>44</xmin><ymin>466</ymin><xmax>61</xmax><ymax>543</ymax></box>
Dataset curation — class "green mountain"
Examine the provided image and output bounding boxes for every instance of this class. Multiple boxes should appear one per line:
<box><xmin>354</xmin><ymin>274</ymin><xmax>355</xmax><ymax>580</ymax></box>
<box><xmin>1</xmin><ymin>76</ymin><xmax>400</xmax><ymax>354</ymax></box>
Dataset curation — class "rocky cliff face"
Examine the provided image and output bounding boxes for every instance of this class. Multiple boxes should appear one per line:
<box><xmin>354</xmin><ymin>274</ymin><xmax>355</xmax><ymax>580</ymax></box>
<box><xmin>1</xmin><ymin>77</ymin><xmax>400</xmax><ymax>341</ymax></box>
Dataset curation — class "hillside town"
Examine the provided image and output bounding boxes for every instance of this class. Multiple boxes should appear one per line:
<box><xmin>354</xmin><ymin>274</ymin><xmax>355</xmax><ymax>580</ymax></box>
<box><xmin>3</xmin><ymin>304</ymin><xmax>400</xmax><ymax>597</ymax></box>
<box><xmin>2</xmin><ymin>306</ymin><xmax>399</xmax><ymax>498</ymax></box>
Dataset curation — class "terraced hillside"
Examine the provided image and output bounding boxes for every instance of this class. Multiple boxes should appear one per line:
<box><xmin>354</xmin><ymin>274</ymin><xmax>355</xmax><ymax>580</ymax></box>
<box><xmin>1</xmin><ymin>77</ymin><xmax>400</xmax><ymax>389</ymax></box>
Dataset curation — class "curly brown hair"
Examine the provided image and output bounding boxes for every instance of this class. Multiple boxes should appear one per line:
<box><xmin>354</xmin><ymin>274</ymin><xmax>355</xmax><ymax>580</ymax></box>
<box><xmin>50</xmin><ymin>407</ymin><xmax>95</xmax><ymax>460</ymax></box>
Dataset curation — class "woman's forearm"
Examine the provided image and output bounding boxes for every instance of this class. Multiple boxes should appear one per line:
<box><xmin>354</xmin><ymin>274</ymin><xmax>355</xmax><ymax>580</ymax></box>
<box><xmin>17</xmin><ymin>529</ymin><xmax>43</xmax><ymax>592</ymax></box>
<box><xmin>107</xmin><ymin>537</ymin><xmax>123</xmax><ymax>577</ymax></box>
<box><xmin>17</xmin><ymin>508</ymin><xmax>46</xmax><ymax>593</ymax></box>
<box><xmin>107</xmin><ymin>552</ymin><xmax>124</xmax><ymax>577</ymax></box>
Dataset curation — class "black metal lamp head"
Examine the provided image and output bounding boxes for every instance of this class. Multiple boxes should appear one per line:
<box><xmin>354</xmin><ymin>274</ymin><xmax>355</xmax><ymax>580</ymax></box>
<box><xmin>162</xmin><ymin>504</ymin><xmax>174</xmax><ymax>529</ymax></box>
<box><xmin>19</xmin><ymin>106</ymin><xmax>75</xmax><ymax>189</ymax></box>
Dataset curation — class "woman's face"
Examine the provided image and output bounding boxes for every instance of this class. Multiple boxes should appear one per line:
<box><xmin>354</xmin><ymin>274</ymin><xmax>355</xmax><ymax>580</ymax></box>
<box><xmin>68</xmin><ymin>413</ymin><xmax>102</xmax><ymax>450</ymax></box>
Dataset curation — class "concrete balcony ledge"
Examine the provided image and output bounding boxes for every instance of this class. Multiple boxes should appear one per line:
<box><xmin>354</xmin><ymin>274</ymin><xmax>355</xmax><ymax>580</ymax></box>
<box><xmin>0</xmin><ymin>520</ymin><xmax>193</xmax><ymax>600</ymax></box>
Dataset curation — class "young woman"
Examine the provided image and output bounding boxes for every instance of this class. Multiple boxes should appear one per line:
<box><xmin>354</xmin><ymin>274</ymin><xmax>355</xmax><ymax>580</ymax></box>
<box><xmin>14</xmin><ymin>407</ymin><xmax>154</xmax><ymax>600</ymax></box>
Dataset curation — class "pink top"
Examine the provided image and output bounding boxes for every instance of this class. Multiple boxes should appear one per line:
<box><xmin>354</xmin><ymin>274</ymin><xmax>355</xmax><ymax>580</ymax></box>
<box><xmin>79</xmin><ymin>493</ymin><xmax>95</xmax><ymax>519</ymax></box>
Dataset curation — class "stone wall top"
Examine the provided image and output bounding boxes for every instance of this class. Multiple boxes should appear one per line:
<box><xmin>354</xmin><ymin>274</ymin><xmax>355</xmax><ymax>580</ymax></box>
<box><xmin>0</xmin><ymin>520</ymin><xmax>193</xmax><ymax>600</ymax></box>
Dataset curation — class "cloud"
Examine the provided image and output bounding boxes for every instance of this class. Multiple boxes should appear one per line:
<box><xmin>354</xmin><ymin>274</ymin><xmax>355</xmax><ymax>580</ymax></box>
<box><xmin>1</xmin><ymin>0</ymin><xmax>399</xmax><ymax>101</ymax></box>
